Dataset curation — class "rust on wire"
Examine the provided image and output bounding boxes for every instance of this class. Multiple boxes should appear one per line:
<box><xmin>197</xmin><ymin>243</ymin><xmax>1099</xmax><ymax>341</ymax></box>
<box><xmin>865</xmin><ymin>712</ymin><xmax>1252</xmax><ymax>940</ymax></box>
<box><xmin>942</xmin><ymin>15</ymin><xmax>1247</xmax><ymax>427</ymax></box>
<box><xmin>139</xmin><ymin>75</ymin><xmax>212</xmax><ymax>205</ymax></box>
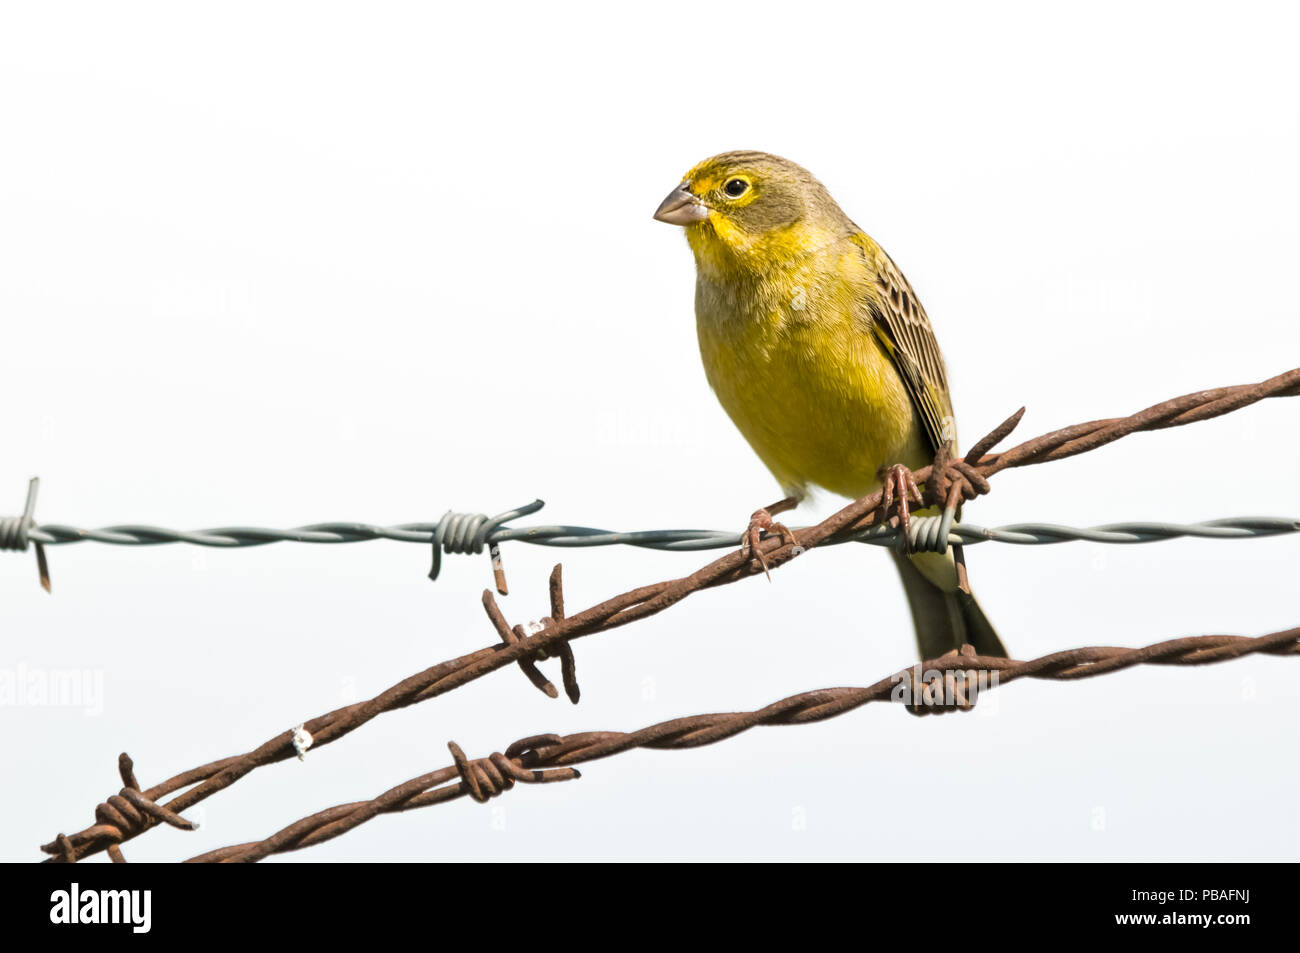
<box><xmin>548</xmin><ymin>564</ymin><xmax>580</xmax><ymax>703</ymax></box>
<box><xmin>37</xmin><ymin>367</ymin><xmax>1300</xmax><ymax>863</ymax></box>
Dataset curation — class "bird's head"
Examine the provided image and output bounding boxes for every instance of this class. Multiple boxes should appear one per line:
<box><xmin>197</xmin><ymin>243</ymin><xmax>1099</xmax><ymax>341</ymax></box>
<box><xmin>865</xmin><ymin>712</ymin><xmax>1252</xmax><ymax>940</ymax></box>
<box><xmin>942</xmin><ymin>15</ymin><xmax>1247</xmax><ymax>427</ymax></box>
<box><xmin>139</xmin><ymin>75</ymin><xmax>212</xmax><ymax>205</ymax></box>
<box><xmin>653</xmin><ymin>151</ymin><xmax>853</xmax><ymax>279</ymax></box>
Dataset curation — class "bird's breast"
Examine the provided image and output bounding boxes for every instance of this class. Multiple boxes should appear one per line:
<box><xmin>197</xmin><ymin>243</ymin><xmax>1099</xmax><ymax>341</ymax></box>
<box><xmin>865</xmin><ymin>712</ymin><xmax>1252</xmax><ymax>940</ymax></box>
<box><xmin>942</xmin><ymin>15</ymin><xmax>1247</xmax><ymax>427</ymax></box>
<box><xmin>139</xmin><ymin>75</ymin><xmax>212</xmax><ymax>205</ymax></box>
<box><xmin>695</xmin><ymin>265</ymin><xmax>928</xmax><ymax>499</ymax></box>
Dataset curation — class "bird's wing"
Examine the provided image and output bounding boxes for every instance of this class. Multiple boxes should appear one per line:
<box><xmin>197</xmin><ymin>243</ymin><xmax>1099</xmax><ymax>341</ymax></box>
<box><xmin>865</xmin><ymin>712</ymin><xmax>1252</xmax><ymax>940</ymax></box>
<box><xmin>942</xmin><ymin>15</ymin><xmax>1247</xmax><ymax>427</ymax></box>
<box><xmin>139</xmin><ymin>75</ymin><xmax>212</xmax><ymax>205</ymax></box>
<box><xmin>849</xmin><ymin>232</ymin><xmax>955</xmax><ymax>456</ymax></box>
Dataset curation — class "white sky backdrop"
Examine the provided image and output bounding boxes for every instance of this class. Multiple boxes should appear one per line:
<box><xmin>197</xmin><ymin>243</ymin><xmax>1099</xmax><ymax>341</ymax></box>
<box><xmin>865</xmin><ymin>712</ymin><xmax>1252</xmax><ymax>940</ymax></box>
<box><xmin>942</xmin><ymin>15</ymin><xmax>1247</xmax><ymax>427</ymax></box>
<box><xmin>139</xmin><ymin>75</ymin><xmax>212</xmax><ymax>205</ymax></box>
<box><xmin>2</xmin><ymin>1</ymin><xmax>1297</xmax><ymax>861</ymax></box>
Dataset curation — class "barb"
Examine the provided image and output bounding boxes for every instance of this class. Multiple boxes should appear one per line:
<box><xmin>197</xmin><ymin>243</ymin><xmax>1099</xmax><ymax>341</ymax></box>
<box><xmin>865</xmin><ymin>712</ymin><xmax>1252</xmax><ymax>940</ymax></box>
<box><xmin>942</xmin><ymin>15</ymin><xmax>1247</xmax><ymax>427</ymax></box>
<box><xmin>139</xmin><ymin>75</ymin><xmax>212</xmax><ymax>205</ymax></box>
<box><xmin>37</xmin><ymin>366</ymin><xmax>1300</xmax><ymax>862</ymax></box>
<box><xmin>58</xmin><ymin>754</ymin><xmax>200</xmax><ymax>865</ymax></box>
<box><xmin>181</xmin><ymin>625</ymin><xmax>1299</xmax><ymax>862</ymax></box>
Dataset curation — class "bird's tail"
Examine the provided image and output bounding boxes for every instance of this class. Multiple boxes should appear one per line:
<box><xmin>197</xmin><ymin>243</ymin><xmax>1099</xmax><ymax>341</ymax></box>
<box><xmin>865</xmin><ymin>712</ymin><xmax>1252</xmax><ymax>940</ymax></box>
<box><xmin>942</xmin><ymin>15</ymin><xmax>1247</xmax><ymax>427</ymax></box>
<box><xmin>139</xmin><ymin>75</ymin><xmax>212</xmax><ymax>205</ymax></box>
<box><xmin>889</xmin><ymin>548</ymin><xmax>1008</xmax><ymax>660</ymax></box>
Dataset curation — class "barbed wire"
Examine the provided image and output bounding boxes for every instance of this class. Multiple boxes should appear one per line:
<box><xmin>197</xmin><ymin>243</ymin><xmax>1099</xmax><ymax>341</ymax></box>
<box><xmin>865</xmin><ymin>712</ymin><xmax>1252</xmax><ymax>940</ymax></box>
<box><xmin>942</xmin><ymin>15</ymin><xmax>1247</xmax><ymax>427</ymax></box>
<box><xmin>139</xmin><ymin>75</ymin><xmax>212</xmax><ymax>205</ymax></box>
<box><xmin>175</xmin><ymin>624</ymin><xmax>1300</xmax><ymax>862</ymax></box>
<box><xmin>7</xmin><ymin>492</ymin><xmax>1298</xmax><ymax>597</ymax></box>
<box><xmin>19</xmin><ymin>512</ymin><xmax>1300</xmax><ymax>550</ymax></box>
<box><xmin>36</xmin><ymin>365</ymin><xmax>1300</xmax><ymax>862</ymax></box>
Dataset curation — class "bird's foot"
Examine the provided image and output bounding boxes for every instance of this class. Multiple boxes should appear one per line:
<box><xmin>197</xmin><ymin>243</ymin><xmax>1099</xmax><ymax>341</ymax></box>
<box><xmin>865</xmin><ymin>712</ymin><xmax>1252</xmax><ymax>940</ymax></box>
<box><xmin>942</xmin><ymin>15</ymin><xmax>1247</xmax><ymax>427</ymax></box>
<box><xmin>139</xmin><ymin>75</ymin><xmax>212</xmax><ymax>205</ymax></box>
<box><xmin>877</xmin><ymin>463</ymin><xmax>925</xmax><ymax>549</ymax></box>
<box><xmin>742</xmin><ymin>497</ymin><xmax>799</xmax><ymax>580</ymax></box>
<box><xmin>927</xmin><ymin>442</ymin><xmax>992</xmax><ymax>514</ymax></box>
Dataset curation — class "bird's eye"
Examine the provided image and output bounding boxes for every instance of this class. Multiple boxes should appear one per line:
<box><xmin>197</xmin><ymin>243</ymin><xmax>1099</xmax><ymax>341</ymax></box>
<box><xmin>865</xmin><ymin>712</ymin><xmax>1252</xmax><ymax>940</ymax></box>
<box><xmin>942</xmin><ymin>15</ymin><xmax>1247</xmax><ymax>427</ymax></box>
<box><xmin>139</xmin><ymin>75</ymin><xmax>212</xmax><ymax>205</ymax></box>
<box><xmin>723</xmin><ymin>178</ymin><xmax>750</xmax><ymax>198</ymax></box>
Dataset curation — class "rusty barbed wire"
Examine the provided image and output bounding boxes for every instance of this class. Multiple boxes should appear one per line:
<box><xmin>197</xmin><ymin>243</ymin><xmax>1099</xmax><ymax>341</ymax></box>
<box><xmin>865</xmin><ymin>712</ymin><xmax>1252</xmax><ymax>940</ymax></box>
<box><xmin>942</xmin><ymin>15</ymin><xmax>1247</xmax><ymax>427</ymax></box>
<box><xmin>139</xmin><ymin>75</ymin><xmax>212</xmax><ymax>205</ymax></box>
<box><xmin>181</xmin><ymin>625</ymin><xmax>1298</xmax><ymax>862</ymax></box>
<box><xmin>38</xmin><ymin>366</ymin><xmax>1300</xmax><ymax>862</ymax></box>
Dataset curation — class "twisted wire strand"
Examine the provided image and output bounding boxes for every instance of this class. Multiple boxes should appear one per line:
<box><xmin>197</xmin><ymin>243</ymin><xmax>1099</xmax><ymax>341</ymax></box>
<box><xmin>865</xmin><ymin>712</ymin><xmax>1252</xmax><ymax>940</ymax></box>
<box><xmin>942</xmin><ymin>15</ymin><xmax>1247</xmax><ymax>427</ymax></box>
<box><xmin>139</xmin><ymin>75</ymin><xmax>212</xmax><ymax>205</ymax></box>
<box><xmin>857</xmin><ymin>514</ymin><xmax>1300</xmax><ymax>551</ymax></box>
<box><xmin>21</xmin><ymin>513</ymin><xmax>1300</xmax><ymax>552</ymax></box>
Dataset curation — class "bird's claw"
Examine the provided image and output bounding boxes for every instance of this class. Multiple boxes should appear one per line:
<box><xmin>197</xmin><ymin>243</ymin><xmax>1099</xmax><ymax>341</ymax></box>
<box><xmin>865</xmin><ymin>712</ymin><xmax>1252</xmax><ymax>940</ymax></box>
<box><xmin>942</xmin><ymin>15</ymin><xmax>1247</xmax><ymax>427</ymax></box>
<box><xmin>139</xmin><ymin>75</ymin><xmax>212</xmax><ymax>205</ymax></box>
<box><xmin>878</xmin><ymin>463</ymin><xmax>924</xmax><ymax>550</ymax></box>
<box><xmin>928</xmin><ymin>441</ymin><xmax>992</xmax><ymax>515</ymax></box>
<box><xmin>742</xmin><ymin>505</ymin><xmax>798</xmax><ymax>581</ymax></box>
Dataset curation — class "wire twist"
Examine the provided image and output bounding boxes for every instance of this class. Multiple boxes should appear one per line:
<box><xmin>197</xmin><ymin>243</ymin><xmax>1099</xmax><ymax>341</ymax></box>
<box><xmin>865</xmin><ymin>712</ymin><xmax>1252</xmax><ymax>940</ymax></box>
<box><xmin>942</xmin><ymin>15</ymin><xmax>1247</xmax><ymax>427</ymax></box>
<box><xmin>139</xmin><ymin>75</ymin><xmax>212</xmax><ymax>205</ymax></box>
<box><xmin>898</xmin><ymin>513</ymin><xmax>958</xmax><ymax>554</ymax></box>
<box><xmin>0</xmin><ymin>478</ymin><xmax>38</xmax><ymax>551</ymax></box>
<box><xmin>0</xmin><ymin>514</ymin><xmax>28</xmax><ymax>551</ymax></box>
<box><xmin>3</xmin><ymin>478</ymin><xmax>50</xmax><ymax>590</ymax></box>
<box><xmin>427</xmin><ymin>500</ymin><xmax>544</xmax><ymax>592</ymax></box>
<box><xmin>446</xmin><ymin>739</ymin><xmax>579</xmax><ymax>803</ymax></box>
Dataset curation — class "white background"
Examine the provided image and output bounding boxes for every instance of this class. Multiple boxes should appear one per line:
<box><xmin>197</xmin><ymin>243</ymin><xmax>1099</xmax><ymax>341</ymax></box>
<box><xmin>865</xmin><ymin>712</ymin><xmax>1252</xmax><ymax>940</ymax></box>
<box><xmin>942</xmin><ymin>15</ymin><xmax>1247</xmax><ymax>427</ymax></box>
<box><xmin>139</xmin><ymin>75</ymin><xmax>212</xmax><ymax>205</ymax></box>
<box><xmin>2</xmin><ymin>1</ymin><xmax>1297</xmax><ymax>862</ymax></box>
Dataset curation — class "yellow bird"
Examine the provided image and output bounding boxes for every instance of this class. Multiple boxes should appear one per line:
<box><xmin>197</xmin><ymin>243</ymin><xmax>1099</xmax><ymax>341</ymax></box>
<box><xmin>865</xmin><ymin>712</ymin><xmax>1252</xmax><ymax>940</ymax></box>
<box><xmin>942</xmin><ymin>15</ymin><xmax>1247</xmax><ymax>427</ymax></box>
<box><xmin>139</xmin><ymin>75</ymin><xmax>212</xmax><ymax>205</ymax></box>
<box><xmin>654</xmin><ymin>150</ymin><xmax>1007</xmax><ymax>660</ymax></box>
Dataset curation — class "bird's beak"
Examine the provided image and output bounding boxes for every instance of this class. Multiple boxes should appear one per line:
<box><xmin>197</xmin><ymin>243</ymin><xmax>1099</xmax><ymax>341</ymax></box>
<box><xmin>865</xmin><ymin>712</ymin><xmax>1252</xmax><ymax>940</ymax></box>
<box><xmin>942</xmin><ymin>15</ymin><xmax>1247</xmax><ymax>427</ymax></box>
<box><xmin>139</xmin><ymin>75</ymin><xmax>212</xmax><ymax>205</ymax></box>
<box><xmin>653</xmin><ymin>183</ymin><xmax>709</xmax><ymax>226</ymax></box>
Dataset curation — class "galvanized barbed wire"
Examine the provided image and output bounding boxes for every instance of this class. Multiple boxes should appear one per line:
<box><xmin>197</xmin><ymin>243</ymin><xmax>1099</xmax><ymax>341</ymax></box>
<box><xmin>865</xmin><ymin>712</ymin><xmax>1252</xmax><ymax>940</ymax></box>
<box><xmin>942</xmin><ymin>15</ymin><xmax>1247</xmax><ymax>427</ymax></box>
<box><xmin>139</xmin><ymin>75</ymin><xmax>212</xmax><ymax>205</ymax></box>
<box><xmin>20</xmin><ymin>511</ymin><xmax>1300</xmax><ymax>552</ymax></box>
<box><xmin>37</xmin><ymin>365</ymin><xmax>1300</xmax><ymax>862</ymax></box>
<box><xmin>13</xmin><ymin>493</ymin><xmax>1300</xmax><ymax>589</ymax></box>
<box><xmin>174</xmin><ymin>623</ymin><xmax>1298</xmax><ymax>862</ymax></box>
